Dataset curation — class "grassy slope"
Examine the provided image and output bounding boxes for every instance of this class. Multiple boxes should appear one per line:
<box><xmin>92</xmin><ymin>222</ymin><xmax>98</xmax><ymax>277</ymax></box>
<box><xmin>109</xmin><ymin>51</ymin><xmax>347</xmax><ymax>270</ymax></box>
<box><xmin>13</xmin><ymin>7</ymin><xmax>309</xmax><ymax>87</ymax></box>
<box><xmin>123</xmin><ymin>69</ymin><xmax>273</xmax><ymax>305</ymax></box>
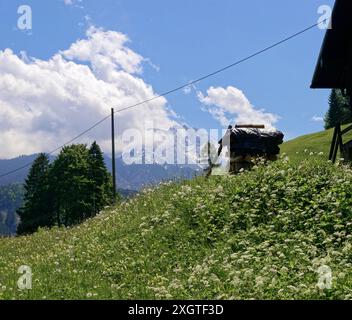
<box><xmin>1</xmin><ymin>156</ymin><xmax>352</xmax><ymax>300</ymax></box>
<box><xmin>281</xmin><ymin>125</ymin><xmax>352</xmax><ymax>162</ymax></box>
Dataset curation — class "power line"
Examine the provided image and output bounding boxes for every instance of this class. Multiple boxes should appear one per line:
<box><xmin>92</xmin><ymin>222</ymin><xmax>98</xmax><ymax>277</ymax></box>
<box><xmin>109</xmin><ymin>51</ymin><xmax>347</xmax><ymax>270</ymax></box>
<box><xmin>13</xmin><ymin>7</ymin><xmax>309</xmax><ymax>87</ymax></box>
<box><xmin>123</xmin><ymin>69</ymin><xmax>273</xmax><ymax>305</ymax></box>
<box><xmin>115</xmin><ymin>21</ymin><xmax>324</xmax><ymax>114</ymax></box>
<box><xmin>0</xmin><ymin>19</ymin><xmax>325</xmax><ymax>180</ymax></box>
<box><xmin>0</xmin><ymin>114</ymin><xmax>112</xmax><ymax>179</ymax></box>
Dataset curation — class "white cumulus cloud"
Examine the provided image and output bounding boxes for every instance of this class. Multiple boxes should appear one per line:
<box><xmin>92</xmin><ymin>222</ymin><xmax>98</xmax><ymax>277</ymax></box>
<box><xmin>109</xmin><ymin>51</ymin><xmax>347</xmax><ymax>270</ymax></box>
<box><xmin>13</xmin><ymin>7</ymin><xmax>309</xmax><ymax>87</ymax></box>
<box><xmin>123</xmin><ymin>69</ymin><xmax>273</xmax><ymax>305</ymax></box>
<box><xmin>198</xmin><ymin>86</ymin><xmax>279</xmax><ymax>130</ymax></box>
<box><xmin>0</xmin><ymin>27</ymin><xmax>179</xmax><ymax>158</ymax></box>
<box><xmin>63</xmin><ymin>0</ymin><xmax>82</xmax><ymax>5</ymax></box>
<box><xmin>312</xmin><ymin>115</ymin><xmax>324</xmax><ymax>122</ymax></box>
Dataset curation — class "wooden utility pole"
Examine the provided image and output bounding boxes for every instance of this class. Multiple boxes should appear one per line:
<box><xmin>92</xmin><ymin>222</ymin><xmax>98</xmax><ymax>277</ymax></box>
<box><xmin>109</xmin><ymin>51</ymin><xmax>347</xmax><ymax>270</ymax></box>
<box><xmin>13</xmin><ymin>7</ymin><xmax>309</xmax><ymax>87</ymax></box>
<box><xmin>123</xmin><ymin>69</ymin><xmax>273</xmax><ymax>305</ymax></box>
<box><xmin>111</xmin><ymin>108</ymin><xmax>117</xmax><ymax>201</ymax></box>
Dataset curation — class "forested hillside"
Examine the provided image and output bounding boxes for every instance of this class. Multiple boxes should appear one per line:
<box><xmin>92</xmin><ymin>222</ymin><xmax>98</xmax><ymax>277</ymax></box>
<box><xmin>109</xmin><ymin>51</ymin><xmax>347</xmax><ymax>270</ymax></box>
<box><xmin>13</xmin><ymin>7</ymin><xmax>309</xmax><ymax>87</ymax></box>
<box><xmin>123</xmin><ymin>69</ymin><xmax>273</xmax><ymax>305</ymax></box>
<box><xmin>0</xmin><ymin>184</ymin><xmax>23</xmax><ymax>236</ymax></box>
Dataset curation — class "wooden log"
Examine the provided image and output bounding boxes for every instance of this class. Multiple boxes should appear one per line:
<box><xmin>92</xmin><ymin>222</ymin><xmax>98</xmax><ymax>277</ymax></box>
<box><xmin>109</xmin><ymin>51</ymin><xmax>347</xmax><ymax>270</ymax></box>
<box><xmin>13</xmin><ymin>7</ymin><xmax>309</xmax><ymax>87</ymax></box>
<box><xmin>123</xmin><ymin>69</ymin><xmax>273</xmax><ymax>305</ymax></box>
<box><xmin>235</xmin><ymin>124</ymin><xmax>265</xmax><ymax>129</ymax></box>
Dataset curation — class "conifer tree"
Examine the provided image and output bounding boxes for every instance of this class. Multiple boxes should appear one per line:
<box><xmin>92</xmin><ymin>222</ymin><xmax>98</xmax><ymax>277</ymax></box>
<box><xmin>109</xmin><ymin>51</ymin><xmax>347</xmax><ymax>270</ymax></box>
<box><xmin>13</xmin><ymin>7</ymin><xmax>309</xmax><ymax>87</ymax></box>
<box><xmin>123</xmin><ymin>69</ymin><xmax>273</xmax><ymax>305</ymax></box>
<box><xmin>50</xmin><ymin>144</ymin><xmax>91</xmax><ymax>226</ymax></box>
<box><xmin>88</xmin><ymin>141</ymin><xmax>113</xmax><ymax>216</ymax></box>
<box><xmin>325</xmin><ymin>89</ymin><xmax>352</xmax><ymax>129</ymax></box>
<box><xmin>17</xmin><ymin>153</ymin><xmax>53</xmax><ymax>234</ymax></box>
<box><xmin>17</xmin><ymin>142</ymin><xmax>114</xmax><ymax>233</ymax></box>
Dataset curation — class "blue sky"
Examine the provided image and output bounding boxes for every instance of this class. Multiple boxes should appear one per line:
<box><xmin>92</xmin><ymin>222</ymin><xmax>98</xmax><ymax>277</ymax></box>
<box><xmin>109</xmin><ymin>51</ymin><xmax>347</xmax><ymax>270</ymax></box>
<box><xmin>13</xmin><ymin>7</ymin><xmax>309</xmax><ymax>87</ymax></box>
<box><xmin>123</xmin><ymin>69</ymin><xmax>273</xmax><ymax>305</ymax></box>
<box><xmin>0</xmin><ymin>0</ymin><xmax>335</xmax><ymax>157</ymax></box>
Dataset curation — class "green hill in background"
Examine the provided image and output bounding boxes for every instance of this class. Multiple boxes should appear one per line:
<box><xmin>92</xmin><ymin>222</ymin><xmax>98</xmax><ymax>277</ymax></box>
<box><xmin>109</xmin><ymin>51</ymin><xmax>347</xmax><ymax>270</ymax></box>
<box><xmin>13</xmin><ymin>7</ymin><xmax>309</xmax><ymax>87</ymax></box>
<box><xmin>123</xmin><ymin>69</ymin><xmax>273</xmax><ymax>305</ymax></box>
<box><xmin>281</xmin><ymin>125</ymin><xmax>352</xmax><ymax>162</ymax></box>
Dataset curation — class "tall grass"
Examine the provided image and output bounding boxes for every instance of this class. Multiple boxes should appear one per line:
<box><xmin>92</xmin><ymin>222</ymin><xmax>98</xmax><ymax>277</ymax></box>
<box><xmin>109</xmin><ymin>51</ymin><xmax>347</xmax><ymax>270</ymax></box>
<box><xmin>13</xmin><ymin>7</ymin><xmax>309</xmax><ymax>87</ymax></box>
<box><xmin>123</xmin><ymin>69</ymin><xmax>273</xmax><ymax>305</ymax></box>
<box><xmin>1</xmin><ymin>155</ymin><xmax>352</xmax><ymax>299</ymax></box>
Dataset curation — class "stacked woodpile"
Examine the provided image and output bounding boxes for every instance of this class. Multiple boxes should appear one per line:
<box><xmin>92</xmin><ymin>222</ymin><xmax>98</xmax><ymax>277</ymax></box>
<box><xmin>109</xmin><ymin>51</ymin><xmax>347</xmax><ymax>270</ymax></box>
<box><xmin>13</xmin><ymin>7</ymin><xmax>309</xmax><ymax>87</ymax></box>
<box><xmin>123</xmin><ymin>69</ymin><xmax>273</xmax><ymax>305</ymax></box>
<box><xmin>218</xmin><ymin>125</ymin><xmax>284</xmax><ymax>174</ymax></box>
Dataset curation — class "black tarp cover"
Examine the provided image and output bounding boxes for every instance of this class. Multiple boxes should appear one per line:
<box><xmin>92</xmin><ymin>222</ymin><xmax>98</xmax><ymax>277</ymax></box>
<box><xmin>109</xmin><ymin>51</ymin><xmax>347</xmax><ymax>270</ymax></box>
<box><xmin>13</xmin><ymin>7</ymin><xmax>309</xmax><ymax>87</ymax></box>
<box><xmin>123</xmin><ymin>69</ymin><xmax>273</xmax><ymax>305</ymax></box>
<box><xmin>219</xmin><ymin>128</ymin><xmax>284</xmax><ymax>156</ymax></box>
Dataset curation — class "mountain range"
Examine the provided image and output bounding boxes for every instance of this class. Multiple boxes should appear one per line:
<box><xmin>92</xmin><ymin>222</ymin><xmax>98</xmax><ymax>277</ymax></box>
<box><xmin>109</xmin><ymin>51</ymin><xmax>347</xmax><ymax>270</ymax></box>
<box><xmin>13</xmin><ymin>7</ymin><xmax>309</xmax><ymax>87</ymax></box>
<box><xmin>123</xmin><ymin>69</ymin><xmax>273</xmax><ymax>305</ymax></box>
<box><xmin>0</xmin><ymin>154</ymin><xmax>201</xmax><ymax>190</ymax></box>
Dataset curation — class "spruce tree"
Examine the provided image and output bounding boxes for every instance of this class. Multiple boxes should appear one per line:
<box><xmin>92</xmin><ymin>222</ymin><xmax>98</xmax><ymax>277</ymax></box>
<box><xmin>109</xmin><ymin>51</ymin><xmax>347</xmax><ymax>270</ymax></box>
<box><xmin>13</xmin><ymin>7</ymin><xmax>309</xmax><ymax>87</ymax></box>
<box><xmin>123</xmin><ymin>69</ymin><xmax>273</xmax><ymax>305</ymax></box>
<box><xmin>325</xmin><ymin>89</ymin><xmax>352</xmax><ymax>129</ymax></box>
<box><xmin>50</xmin><ymin>144</ymin><xmax>91</xmax><ymax>226</ymax></box>
<box><xmin>88</xmin><ymin>141</ymin><xmax>113</xmax><ymax>216</ymax></box>
<box><xmin>17</xmin><ymin>153</ymin><xmax>53</xmax><ymax>235</ymax></box>
<box><xmin>339</xmin><ymin>92</ymin><xmax>352</xmax><ymax>124</ymax></box>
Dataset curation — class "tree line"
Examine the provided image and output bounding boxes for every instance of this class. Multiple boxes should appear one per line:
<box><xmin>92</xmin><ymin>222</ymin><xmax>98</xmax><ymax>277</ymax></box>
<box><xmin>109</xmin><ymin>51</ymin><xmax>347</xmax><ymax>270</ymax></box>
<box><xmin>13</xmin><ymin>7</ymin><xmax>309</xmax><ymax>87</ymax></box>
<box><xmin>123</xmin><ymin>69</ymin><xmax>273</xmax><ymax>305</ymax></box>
<box><xmin>17</xmin><ymin>142</ymin><xmax>115</xmax><ymax>235</ymax></box>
